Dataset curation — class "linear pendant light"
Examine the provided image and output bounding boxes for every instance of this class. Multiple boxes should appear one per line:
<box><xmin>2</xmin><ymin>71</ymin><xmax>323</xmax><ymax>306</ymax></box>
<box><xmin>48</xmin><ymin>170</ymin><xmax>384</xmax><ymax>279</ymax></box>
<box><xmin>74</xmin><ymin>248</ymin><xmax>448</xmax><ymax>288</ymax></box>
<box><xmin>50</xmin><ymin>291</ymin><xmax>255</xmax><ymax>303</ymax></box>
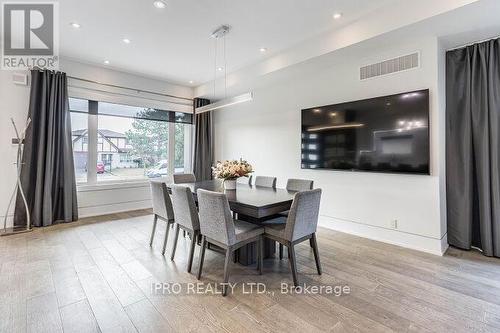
<box><xmin>195</xmin><ymin>92</ymin><xmax>253</xmax><ymax>114</ymax></box>
<box><xmin>195</xmin><ymin>25</ymin><xmax>253</xmax><ymax>114</ymax></box>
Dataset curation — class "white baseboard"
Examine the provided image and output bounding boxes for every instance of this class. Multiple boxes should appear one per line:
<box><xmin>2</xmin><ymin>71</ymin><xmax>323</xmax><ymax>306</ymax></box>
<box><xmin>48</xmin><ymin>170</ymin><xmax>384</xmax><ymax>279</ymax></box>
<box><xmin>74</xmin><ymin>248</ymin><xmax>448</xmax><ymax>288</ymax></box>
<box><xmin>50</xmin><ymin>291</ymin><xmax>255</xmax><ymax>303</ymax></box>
<box><xmin>0</xmin><ymin>201</ymin><xmax>152</xmax><ymax>228</ymax></box>
<box><xmin>319</xmin><ymin>215</ymin><xmax>448</xmax><ymax>256</ymax></box>
<box><xmin>78</xmin><ymin>200</ymin><xmax>152</xmax><ymax>219</ymax></box>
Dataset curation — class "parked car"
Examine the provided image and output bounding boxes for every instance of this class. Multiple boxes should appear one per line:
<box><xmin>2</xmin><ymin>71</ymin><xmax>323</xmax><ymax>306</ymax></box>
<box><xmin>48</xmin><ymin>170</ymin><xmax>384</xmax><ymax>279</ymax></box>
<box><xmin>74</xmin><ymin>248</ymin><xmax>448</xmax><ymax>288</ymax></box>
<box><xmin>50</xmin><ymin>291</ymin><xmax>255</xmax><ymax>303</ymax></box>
<box><xmin>146</xmin><ymin>160</ymin><xmax>168</xmax><ymax>178</ymax></box>
<box><xmin>97</xmin><ymin>162</ymin><xmax>105</xmax><ymax>174</ymax></box>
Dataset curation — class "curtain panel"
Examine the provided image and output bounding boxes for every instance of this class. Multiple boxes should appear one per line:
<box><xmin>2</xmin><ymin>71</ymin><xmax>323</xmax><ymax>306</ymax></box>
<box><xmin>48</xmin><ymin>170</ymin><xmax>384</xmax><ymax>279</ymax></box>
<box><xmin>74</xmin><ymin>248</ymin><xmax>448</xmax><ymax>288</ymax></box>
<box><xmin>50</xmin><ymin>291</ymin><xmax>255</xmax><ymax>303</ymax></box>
<box><xmin>446</xmin><ymin>38</ymin><xmax>500</xmax><ymax>257</ymax></box>
<box><xmin>193</xmin><ymin>98</ymin><xmax>213</xmax><ymax>181</ymax></box>
<box><xmin>14</xmin><ymin>70</ymin><xmax>78</xmax><ymax>227</ymax></box>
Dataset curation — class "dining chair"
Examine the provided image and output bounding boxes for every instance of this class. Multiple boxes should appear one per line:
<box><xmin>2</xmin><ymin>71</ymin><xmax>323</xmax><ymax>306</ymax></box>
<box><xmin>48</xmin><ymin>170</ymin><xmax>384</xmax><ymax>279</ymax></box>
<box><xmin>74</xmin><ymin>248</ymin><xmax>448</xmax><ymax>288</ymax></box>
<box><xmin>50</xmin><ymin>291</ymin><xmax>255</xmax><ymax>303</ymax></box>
<box><xmin>170</xmin><ymin>185</ymin><xmax>201</xmax><ymax>273</ymax></box>
<box><xmin>149</xmin><ymin>181</ymin><xmax>175</xmax><ymax>255</ymax></box>
<box><xmin>237</xmin><ymin>175</ymin><xmax>252</xmax><ymax>185</ymax></box>
<box><xmin>286</xmin><ymin>178</ymin><xmax>314</xmax><ymax>192</ymax></box>
<box><xmin>264</xmin><ymin>188</ymin><xmax>322</xmax><ymax>286</ymax></box>
<box><xmin>254</xmin><ymin>176</ymin><xmax>277</xmax><ymax>188</ymax></box>
<box><xmin>173</xmin><ymin>173</ymin><xmax>196</xmax><ymax>184</ymax></box>
<box><xmin>276</xmin><ymin>178</ymin><xmax>315</xmax><ymax>258</ymax></box>
<box><xmin>196</xmin><ymin>189</ymin><xmax>264</xmax><ymax>296</ymax></box>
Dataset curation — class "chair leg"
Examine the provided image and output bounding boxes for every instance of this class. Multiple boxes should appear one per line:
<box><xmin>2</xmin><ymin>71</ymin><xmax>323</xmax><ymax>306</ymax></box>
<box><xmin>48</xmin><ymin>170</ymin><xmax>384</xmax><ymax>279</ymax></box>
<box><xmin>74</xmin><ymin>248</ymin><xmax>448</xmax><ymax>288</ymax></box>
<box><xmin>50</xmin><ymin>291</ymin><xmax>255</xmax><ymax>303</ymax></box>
<box><xmin>187</xmin><ymin>231</ymin><xmax>197</xmax><ymax>273</ymax></box>
<box><xmin>170</xmin><ymin>224</ymin><xmax>180</xmax><ymax>260</ymax></box>
<box><xmin>288</xmin><ymin>244</ymin><xmax>299</xmax><ymax>287</ymax></box>
<box><xmin>197</xmin><ymin>236</ymin><xmax>207</xmax><ymax>280</ymax></box>
<box><xmin>258</xmin><ymin>238</ymin><xmax>263</xmax><ymax>275</ymax></box>
<box><xmin>183</xmin><ymin>230</ymin><xmax>186</xmax><ymax>238</ymax></box>
<box><xmin>222</xmin><ymin>249</ymin><xmax>232</xmax><ymax>297</ymax></box>
<box><xmin>161</xmin><ymin>222</ymin><xmax>171</xmax><ymax>256</ymax></box>
<box><xmin>309</xmin><ymin>238</ymin><xmax>314</xmax><ymax>248</ymax></box>
<box><xmin>279</xmin><ymin>243</ymin><xmax>283</xmax><ymax>260</ymax></box>
<box><xmin>311</xmin><ymin>233</ymin><xmax>322</xmax><ymax>275</ymax></box>
<box><xmin>149</xmin><ymin>215</ymin><xmax>158</xmax><ymax>247</ymax></box>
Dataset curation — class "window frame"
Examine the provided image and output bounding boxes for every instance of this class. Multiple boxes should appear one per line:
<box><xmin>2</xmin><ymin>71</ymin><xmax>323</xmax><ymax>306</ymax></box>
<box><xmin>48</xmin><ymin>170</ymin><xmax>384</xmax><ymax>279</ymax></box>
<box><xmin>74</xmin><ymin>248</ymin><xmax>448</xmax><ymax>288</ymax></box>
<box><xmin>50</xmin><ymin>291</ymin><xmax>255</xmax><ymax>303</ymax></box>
<box><xmin>69</xmin><ymin>97</ymin><xmax>193</xmax><ymax>186</ymax></box>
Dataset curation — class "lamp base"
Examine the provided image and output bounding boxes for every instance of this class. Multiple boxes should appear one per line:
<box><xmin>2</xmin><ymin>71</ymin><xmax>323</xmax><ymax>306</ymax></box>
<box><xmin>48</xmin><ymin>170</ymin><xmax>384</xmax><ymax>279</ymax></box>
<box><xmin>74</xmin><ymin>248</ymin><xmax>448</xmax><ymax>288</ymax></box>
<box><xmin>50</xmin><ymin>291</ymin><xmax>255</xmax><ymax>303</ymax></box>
<box><xmin>0</xmin><ymin>226</ymin><xmax>33</xmax><ymax>237</ymax></box>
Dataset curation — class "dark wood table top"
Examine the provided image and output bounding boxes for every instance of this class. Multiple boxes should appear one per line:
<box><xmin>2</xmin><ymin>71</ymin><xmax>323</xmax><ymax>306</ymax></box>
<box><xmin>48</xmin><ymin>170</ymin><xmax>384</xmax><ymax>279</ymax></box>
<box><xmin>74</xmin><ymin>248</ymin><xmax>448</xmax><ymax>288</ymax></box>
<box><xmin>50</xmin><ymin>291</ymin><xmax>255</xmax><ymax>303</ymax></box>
<box><xmin>158</xmin><ymin>179</ymin><xmax>296</xmax><ymax>219</ymax></box>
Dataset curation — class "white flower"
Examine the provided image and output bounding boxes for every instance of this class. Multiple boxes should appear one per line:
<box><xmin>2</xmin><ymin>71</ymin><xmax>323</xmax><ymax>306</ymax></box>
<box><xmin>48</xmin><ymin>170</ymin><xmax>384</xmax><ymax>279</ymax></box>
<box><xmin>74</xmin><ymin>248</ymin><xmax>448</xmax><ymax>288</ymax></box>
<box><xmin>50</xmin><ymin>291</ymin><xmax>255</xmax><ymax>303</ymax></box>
<box><xmin>212</xmin><ymin>158</ymin><xmax>253</xmax><ymax>180</ymax></box>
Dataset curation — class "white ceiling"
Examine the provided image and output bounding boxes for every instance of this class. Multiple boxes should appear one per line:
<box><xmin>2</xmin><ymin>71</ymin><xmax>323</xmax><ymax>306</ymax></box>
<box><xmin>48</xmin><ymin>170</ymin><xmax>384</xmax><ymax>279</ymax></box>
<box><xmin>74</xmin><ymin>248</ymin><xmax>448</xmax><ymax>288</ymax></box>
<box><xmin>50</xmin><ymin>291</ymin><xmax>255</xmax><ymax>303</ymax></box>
<box><xmin>60</xmin><ymin>0</ymin><xmax>397</xmax><ymax>86</ymax></box>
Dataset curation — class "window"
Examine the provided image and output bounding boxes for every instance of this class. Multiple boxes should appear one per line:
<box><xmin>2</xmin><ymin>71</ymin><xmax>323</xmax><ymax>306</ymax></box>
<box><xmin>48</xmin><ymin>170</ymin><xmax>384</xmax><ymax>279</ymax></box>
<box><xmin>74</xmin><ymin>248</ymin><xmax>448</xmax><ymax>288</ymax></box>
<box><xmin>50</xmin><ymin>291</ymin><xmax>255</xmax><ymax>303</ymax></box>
<box><xmin>174</xmin><ymin>122</ymin><xmax>191</xmax><ymax>173</ymax></box>
<box><xmin>69</xmin><ymin>98</ymin><xmax>192</xmax><ymax>184</ymax></box>
<box><xmin>69</xmin><ymin>98</ymin><xmax>89</xmax><ymax>183</ymax></box>
<box><xmin>70</xmin><ymin>112</ymin><xmax>88</xmax><ymax>183</ymax></box>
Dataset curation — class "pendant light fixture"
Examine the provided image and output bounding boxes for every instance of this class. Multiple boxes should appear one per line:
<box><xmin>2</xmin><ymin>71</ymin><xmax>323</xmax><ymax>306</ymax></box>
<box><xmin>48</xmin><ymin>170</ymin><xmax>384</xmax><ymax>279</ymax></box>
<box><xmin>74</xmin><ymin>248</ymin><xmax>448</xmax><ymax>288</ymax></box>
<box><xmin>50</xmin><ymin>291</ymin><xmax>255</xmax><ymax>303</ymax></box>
<box><xmin>195</xmin><ymin>25</ymin><xmax>253</xmax><ymax>114</ymax></box>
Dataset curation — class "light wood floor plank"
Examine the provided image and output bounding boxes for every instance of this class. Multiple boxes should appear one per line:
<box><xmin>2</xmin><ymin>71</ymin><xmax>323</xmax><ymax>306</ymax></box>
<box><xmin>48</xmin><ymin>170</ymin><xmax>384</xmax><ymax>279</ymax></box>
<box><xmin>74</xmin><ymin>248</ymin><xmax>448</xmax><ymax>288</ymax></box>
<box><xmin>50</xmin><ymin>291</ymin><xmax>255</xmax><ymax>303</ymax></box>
<box><xmin>124</xmin><ymin>298</ymin><xmax>175</xmax><ymax>332</ymax></box>
<box><xmin>77</xmin><ymin>266</ymin><xmax>137</xmax><ymax>332</ymax></box>
<box><xmin>53</xmin><ymin>266</ymin><xmax>87</xmax><ymax>307</ymax></box>
<box><xmin>26</xmin><ymin>292</ymin><xmax>63</xmax><ymax>333</ymax></box>
<box><xmin>59</xmin><ymin>299</ymin><xmax>100</xmax><ymax>333</ymax></box>
<box><xmin>0</xmin><ymin>261</ymin><xmax>27</xmax><ymax>333</ymax></box>
<box><xmin>88</xmin><ymin>247</ymin><xmax>146</xmax><ymax>307</ymax></box>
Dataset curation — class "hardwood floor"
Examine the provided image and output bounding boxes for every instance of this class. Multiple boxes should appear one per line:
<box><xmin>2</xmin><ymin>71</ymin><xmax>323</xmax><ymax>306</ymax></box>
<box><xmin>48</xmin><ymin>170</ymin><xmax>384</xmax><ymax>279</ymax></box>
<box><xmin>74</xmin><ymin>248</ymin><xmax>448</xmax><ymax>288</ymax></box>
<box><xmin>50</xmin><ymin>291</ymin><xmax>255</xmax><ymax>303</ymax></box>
<box><xmin>1</xmin><ymin>209</ymin><xmax>500</xmax><ymax>332</ymax></box>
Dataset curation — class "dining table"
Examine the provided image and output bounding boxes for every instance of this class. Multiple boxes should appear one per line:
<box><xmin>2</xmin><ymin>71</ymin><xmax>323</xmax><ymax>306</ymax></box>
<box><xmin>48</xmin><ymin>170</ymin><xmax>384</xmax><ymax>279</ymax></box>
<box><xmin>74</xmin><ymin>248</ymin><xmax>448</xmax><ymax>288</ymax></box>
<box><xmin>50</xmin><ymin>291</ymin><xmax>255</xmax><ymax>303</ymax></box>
<box><xmin>161</xmin><ymin>179</ymin><xmax>296</xmax><ymax>265</ymax></box>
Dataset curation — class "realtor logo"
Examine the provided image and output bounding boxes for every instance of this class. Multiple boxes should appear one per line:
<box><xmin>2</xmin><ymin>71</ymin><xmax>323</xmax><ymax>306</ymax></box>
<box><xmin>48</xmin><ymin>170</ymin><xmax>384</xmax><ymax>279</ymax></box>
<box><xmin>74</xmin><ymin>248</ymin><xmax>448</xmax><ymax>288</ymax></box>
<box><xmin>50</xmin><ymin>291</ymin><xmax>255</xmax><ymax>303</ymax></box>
<box><xmin>1</xmin><ymin>2</ymin><xmax>59</xmax><ymax>70</ymax></box>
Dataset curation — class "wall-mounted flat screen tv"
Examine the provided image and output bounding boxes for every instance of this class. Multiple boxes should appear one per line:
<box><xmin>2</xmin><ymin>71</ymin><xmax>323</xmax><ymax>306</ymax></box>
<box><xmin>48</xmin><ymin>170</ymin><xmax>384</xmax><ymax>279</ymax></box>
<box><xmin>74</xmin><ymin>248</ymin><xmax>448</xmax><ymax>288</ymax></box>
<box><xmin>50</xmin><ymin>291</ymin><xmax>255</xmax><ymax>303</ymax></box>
<box><xmin>301</xmin><ymin>89</ymin><xmax>430</xmax><ymax>174</ymax></box>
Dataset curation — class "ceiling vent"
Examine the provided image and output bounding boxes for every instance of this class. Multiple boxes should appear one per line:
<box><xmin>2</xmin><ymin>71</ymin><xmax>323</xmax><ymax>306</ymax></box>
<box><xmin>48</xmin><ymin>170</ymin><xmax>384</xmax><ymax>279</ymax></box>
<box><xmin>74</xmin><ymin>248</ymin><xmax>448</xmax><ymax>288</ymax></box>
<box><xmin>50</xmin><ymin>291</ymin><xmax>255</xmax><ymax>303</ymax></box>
<box><xmin>360</xmin><ymin>52</ymin><xmax>419</xmax><ymax>80</ymax></box>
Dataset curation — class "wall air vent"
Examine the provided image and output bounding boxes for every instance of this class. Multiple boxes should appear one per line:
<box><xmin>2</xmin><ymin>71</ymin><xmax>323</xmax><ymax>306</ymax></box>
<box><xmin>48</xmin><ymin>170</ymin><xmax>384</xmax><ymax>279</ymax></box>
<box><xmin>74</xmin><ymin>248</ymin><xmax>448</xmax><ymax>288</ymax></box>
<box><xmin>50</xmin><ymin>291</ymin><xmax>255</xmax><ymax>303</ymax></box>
<box><xmin>360</xmin><ymin>52</ymin><xmax>419</xmax><ymax>80</ymax></box>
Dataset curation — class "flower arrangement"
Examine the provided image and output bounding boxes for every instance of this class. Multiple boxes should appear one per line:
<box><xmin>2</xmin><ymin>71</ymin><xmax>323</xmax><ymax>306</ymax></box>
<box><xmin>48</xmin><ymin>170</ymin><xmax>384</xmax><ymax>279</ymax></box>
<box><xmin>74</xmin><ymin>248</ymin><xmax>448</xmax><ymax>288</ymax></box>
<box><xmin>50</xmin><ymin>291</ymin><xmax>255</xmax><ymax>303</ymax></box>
<box><xmin>212</xmin><ymin>159</ymin><xmax>253</xmax><ymax>180</ymax></box>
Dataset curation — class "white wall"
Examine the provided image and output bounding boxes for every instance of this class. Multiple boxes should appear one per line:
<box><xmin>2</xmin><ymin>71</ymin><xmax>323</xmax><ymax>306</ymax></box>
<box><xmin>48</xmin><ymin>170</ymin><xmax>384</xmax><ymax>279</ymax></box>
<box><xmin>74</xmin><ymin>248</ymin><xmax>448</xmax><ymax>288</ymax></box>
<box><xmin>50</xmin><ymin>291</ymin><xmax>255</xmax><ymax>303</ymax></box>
<box><xmin>212</xmin><ymin>36</ymin><xmax>448</xmax><ymax>255</ymax></box>
<box><xmin>0</xmin><ymin>59</ymin><xmax>193</xmax><ymax>227</ymax></box>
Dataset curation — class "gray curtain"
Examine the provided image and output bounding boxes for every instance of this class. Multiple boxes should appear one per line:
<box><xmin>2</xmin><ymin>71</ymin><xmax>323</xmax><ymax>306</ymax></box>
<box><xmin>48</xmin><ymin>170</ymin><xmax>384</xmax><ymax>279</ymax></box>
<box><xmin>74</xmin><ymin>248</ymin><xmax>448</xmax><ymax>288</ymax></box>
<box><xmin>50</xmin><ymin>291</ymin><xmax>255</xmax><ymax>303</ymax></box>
<box><xmin>193</xmin><ymin>98</ymin><xmax>213</xmax><ymax>181</ymax></box>
<box><xmin>14</xmin><ymin>70</ymin><xmax>78</xmax><ymax>227</ymax></box>
<box><xmin>446</xmin><ymin>38</ymin><xmax>500</xmax><ymax>257</ymax></box>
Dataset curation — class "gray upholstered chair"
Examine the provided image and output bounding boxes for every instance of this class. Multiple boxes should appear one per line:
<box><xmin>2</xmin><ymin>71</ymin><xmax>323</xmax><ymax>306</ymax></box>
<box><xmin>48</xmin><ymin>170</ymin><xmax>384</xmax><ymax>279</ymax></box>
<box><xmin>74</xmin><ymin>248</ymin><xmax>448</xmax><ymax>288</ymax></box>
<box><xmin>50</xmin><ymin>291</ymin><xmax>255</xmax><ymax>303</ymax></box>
<box><xmin>254</xmin><ymin>176</ymin><xmax>277</xmax><ymax>188</ymax></box>
<box><xmin>173</xmin><ymin>173</ymin><xmax>196</xmax><ymax>184</ymax></box>
<box><xmin>170</xmin><ymin>185</ymin><xmax>201</xmax><ymax>273</ymax></box>
<box><xmin>149</xmin><ymin>181</ymin><xmax>175</xmax><ymax>255</ymax></box>
<box><xmin>196</xmin><ymin>189</ymin><xmax>264</xmax><ymax>296</ymax></box>
<box><xmin>237</xmin><ymin>175</ymin><xmax>252</xmax><ymax>185</ymax></box>
<box><xmin>276</xmin><ymin>178</ymin><xmax>315</xmax><ymax>258</ymax></box>
<box><xmin>286</xmin><ymin>178</ymin><xmax>314</xmax><ymax>192</ymax></box>
<box><xmin>264</xmin><ymin>188</ymin><xmax>322</xmax><ymax>286</ymax></box>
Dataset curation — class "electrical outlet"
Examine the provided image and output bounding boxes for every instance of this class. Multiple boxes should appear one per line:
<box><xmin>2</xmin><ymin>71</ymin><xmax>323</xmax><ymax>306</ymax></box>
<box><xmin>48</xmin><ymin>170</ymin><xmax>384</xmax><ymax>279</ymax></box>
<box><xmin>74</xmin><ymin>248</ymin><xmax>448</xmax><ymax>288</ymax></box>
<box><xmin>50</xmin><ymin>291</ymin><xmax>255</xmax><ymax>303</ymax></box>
<box><xmin>390</xmin><ymin>219</ymin><xmax>398</xmax><ymax>229</ymax></box>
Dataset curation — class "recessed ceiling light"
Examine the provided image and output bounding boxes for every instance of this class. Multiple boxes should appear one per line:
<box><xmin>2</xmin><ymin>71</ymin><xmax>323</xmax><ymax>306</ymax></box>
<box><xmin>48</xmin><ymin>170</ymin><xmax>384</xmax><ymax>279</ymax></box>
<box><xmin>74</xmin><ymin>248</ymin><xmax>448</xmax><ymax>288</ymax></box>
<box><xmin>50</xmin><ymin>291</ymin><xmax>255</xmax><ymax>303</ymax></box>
<box><xmin>153</xmin><ymin>0</ymin><xmax>166</xmax><ymax>9</ymax></box>
<box><xmin>70</xmin><ymin>22</ymin><xmax>81</xmax><ymax>28</ymax></box>
<box><xmin>122</xmin><ymin>38</ymin><xmax>131</xmax><ymax>44</ymax></box>
<box><xmin>259</xmin><ymin>47</ymin><xmax>267</xmax><ymax>53</ymax></box>
<box><xmin>313</xmin><ymin>109</ymin><xmax>321</xmax><ymax>113</ymax></box>
<box><xmin>330</xmin><ymin>112</ymin><xmax>337</xmax><ymax>117</ymax></box>
<box><xmin>333</xmin><ymin>12</ymin><xmax>343</xmax><ymax>19</ymax></box>
<box><xmin>189</xmin><ymin>80</ymin><xmax>194</xmax><ymax>84</ymax></box>
<box><xmin>103</xmin><ymin>60</ymin><xmax>110</xmax><ymax>65</ymax></box>
<box><xmin>217</xmin><ymin>67</ymin><xmax>224</xmax><ymax>71</ymax></box>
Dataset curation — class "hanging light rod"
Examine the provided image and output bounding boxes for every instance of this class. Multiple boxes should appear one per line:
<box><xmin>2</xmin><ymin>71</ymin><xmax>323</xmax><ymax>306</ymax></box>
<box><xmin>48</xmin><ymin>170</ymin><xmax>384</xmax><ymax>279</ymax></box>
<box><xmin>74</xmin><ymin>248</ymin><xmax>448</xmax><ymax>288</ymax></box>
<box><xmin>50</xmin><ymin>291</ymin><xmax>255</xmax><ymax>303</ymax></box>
<box><xmin>200</xmin><ymin>24</ymin><xmax>253</xmax><ymax>114</ymax></box>
<box><xmin>195</xmin><ymin>92</ymin><xmax>253</xmax><ymax>114</ymax></box>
